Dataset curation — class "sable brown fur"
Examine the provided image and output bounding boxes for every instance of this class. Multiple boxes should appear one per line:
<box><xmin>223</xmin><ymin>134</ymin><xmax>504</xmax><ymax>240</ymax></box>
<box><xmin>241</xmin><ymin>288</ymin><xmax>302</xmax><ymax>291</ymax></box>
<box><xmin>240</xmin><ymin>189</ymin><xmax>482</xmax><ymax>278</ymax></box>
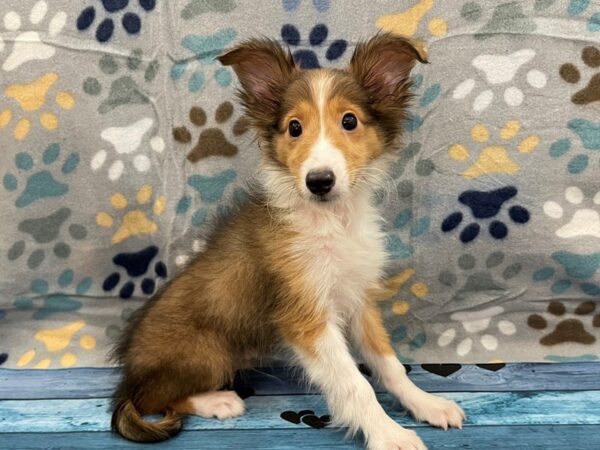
<box><xmin>111</xmin><ymin>33</ymin><xmax>425</xmax><ymax>444</ymax></box>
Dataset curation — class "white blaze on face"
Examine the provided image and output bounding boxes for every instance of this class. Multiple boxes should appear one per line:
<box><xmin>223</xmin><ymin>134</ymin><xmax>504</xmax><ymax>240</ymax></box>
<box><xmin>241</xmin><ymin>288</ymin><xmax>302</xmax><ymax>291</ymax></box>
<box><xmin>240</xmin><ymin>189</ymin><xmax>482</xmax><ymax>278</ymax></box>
<box><xmin>300</xmin><ymin>73</ymin><xmax>350</xmax><ymax>197</ymax></box>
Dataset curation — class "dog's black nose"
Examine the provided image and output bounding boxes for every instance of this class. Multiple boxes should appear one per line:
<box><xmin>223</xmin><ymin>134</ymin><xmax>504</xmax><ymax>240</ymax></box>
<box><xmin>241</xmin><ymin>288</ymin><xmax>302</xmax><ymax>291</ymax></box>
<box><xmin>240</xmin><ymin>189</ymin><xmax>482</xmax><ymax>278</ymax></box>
<box><xmin>306</xmin><ymin>170</ymin><xmax>336</xmax><ymax>196</ymax></box>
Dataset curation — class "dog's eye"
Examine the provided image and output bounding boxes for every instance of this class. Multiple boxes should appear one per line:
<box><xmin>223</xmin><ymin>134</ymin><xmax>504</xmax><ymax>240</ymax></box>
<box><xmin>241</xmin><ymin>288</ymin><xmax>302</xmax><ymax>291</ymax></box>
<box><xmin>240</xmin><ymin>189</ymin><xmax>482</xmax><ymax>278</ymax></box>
<box><xmin>288</xmin><ymin>120</ymin><xmax>302</xmax><ymax>138</ymax></box>
<box><xmin>342</xmin><ymin>113</ymin><xmax>358</xmax><ymax>131</ymax></box>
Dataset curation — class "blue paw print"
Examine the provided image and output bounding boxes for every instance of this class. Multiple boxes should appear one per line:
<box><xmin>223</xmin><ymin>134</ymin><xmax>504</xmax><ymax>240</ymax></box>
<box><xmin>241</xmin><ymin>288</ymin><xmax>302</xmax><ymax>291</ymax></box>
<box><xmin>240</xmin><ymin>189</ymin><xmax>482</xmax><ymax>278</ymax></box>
<box><xmin>281</xmin><ymin>24</ymin><xmax>347</xmax><ymax>69</ymax></box>
<box><xmin>534</xmin><ymin>251</ymin><xmax>600</xmax><ymax>296</ymax></box>
<box><xmin>567</xmin><ymin>0</ymin><xmax>600</xmax><ymax>31</ymax></box>
<box><xmin>177</xmin><ymin>170</ymin><xmax>237</xmax><ymax>227</ymax></box>
<box><xmin>405</xmin><ymin>74</ymin><xmax>443</xmax><ymax>133</ymax></box>
<box><xmin>102</xmin><ymin>245</ymin><xmax>167</xmax><ymax>299</ymax></box>
<box><xmin>77</xmin><ymin>0</ymin><xmax>156</xmax><ymax>43</ymax></box>
<box><xmin>441</xmin><ymin>186</ymin><xmax>530</xmax><ymax>243</ymax></box>
<box><xmin>550</xmin><ymin>119</ymin><xmax>600</xmax><ymax>174</ymax></box>
<box><xmin>14</xmin><ymin>270</ymin><xmax>92</xmax><ymax>320</ymax></box>
<box><xmin>391</xmin><ymin>326</ymin><xmax>427</xmax><ymax>360</ymax></box>
<box><xmin>282</xmin><ymin>0</ymin><xmax>330</xmax><ymax>12</ymax></box>
<box><xmin>3</xmin><ymin>144</ymin><xmax>79</xmax><ymax>208</ymax></box>
<box><xmin>386</xmin><ymin>208</ymin><xmax>431</xmax><ymax>259</ymax></box>
<box><xmin>171</xmin><ymin>28</ymin><xmax>236</xmax><ymax>93</ymax></box>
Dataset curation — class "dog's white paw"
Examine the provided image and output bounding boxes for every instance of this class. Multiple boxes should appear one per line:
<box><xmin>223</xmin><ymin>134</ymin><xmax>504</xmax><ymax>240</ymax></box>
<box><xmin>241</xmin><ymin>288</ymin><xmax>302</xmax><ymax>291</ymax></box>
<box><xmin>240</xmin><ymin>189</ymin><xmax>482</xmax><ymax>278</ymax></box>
<box><xmin>367</xmin><ymin>420</ymin><xmax>428</xmax><ymax>450</ymax></box>
<box><xmin>188</xmin><ymin>390</ymin><xmax>246</xmax><ymax>420</ymax></box>
<box><xmin>404</xmin><ymin>392</ymin><xmax>465</xmax><ymax>430</ymax></box>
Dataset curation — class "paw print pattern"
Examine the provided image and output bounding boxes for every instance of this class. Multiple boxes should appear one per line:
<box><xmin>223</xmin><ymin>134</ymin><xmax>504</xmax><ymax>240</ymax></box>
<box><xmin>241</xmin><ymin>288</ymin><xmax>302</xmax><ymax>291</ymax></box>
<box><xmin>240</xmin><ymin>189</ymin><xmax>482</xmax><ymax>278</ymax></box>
<box><xmin>102</xmin><ymin>245</ymin><xmax>167</xmax><ymax>299</ymax></box>
<box><xmin>91</xmin><ymin>117</ymin><xmax>165</xmax><ymax>181</ymax></box>
<box><xmin>76</xmin><ymin>0</ymin><xmax>157</xmax><ymax>43</ymax></box>
<box><xmin>14</xmin><ymin>270</ymin><xmax>92</xmax><ymax>320</ymax></box>
<box><xmin>438</xmin><ymin>306</ymin><xmax>517</xmax><ymax>357</ymax></box>
<box><xmin>83</xmin><ymin>48</ymin><xmax>159</xmax><ymax>114</ymax></box>
<box><xmin>173</xmin><ymin>102</ymin><xmax>249</xmax><ymax>163</ymax></box>
<box><xmin>176</xmin><ymin>170</ymin><xmax>237</xmax><ymax>227</ymax></box>
<box><xmin>385</xmin><ymin>208</ymin><xmax>431</xmax><ymax>260</ymax></box>
<box><xmin>1</xmin><ymin>73</ymin><xmax>75</xmax><ymax>141</ymax></box>
<box><xmin>448</xmin><ymin>121</ymin><xmax>539</xmax><ymax>179</ymax></box>
<box><xmin>439</xmin><ymin>252</ymin><xmax>522</xmax><ymax>304</ymax></box>
<box><xmin>377</xmin><ymin>0</ymin><xmax>449</xmax><ymax>38</ymax></box>
<box><xmin>0</xmin><ymin>1</ymin><xmax>67</xmax><ymax>72</ymax></box>
<box><xmin>171</xmin><ymin>28</ymin><xmax>236</xmax><ymax>93</ymax></box>
<box><xmin>280</xmin><ymin>24</ymin><xmax>347</xmax><ymax>69</ymax></box>
<box><xmin>96</xmin><ymin>185</ymin><xmax>166</xmax><ymax>244</ymax></box>
<box><xmin>544</xmin><ymin>186</ymin><xmax>600</xmax><ymax>239</ymax></box>
<box><xmin>3</xmin><ymin>145</ymin><xmax>86</xmax><ymax>269</ymax></box>
<box><xmin>452</xmin><ymin>49</ymin><xmax>546</xmax><ymax>112</ymax></box>
<box><xmin>441</xmin><ymin>186</ymin><xmax>530</xmax><ymax>243</ymax></box>
<box><xmin>404</xmin><ymin>74</ymin><xmax>442</xmax><ymax>135</ymax></box>
<box><xmin>566</xmin><ymin>0</ymin><xmax>600</xmax><ymax>32</ymax></box>
<box><xmin>560</xmin><ymin>46</ymin><xmax>600</xmax><ymax>105</ymax></box>
<box><xmin>533</xmin><ymin>251</ymin><xmax>600</xmax><ymax>297</ymax></box>
<box><xmin>280</xmin><ymin>410</ymin><xmax>331</xmax><ymax>429</ymax></box>
<box><xmin>16</xmin><ymin>320</ymin><xmax>97</xmax><ymax>368</ymax></box>
<box><xmin>528</xmin><ymin>301</ymin><xmax>600</xmax><ymax>346</ymax></box>
<box><xmin>549</xmin><ymin>119</ymin><xmax>600</xmax><ymax>174</ymax></box>
<box><xmin>461</xmin><ymin>1</ymin><xmax>537</xmax><ymax>40</ymax></box>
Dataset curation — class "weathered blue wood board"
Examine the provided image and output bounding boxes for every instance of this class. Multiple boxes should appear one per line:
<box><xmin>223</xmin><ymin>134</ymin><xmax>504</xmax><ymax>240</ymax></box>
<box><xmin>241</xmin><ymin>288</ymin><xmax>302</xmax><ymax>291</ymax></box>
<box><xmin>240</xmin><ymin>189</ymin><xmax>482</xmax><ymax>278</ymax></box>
<box><xmin>3</xmin><ymin>426</ymin><xmax>600</xmax><ymax>450</ymax></box>
<box><xmin>2</xmin><ymin>362</ymin><xmax>600</xmax><ymax>400</ymax></box>
<box><xmin>2</xmin><ymin>390</ymin><xmax>600</xmax><ymax>433</ymax></box>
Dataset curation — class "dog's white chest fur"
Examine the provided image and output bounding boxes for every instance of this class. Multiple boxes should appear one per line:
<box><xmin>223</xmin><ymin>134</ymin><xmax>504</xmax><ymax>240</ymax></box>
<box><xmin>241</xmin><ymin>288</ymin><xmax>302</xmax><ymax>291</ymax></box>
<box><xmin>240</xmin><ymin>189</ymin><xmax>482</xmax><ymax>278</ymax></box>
<box><xmin>289</xmin><ymin>193</ymin><xmax>386</xmax><ymax>317</ymax></box>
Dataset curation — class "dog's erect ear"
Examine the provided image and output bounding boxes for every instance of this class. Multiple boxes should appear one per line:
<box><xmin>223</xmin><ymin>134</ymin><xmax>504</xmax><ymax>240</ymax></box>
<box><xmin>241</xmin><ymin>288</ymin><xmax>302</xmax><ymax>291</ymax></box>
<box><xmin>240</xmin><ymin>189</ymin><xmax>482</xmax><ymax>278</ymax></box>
<box><xmin>349</xmin><ymin>33</ymin><xmax>427</xmax><ymax>108</ymax></box>
<box><xmin>219</xmin><ymin>39</ymin><xmax>297</xmax><ymax>121</ymax></box>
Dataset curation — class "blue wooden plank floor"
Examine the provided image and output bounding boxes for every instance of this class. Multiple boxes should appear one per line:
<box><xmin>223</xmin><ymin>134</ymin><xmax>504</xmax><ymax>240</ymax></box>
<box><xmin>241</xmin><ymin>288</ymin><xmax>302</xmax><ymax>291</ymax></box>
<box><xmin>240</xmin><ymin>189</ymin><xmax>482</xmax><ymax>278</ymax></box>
<box><xmin>1</xmin><ymin>363</ymin><xmax>600</xmax><ymax>449</ymax></box>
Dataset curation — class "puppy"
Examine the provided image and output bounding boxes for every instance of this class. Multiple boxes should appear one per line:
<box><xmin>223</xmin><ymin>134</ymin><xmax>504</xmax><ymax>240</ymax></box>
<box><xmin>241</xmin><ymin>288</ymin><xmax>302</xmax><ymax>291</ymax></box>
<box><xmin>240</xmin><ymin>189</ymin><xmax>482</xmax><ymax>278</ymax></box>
<box><xmin>112</xmin><ymin>33</ymin><xmax>464</xmax><ymax>450</ymax></box>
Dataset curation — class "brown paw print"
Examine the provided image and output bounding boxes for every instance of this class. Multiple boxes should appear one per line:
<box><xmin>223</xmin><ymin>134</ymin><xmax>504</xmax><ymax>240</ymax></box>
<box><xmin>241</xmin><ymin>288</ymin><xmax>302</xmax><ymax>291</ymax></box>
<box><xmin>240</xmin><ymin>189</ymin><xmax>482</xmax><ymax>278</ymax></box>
<box><xmin>172</xmin><ymin>102</ymin><xmax>249</xmax><ymax>163</ymax></box>
<box><xmin>559</xmin><ymin>46</ymin><xmax>600</xmax><ymax>105</ymax></box>
<box><xmin>528</xmin><ymin>301</ymin><xmax>600</xmax><ymax>346</ymax></box>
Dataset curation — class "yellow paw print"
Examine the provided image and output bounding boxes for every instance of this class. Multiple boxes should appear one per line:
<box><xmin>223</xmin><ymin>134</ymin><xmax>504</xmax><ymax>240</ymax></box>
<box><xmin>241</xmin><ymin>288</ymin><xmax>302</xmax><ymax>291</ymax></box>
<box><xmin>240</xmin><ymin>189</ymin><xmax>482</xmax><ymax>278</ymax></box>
<box><xmin>1</xmin><ymin>72</ymin><xmax>75</xmax><ymax>141</ymax></box>
<box><xmin>16</xmin><ymin>320</ymin><xmax>96</xmax><ymax>368</ymax></box>
<box><xmin>96</xmin><ymin>184</ymin><xmax>166</xmax><ymax>244</ymax></box>
<box><xmin>371</xmin><ymin>268</ymin><xmax>429</xmax><ymax>317</ymax></box>
<box><xmin>448</xmin><ymin>121</ymin><xmax>540</xmax><ymax>179</ymax></box>
<box><xmin>377</xmin><ymin>0</ymin><xmax>448</xmax><ymax>38</ymax></box>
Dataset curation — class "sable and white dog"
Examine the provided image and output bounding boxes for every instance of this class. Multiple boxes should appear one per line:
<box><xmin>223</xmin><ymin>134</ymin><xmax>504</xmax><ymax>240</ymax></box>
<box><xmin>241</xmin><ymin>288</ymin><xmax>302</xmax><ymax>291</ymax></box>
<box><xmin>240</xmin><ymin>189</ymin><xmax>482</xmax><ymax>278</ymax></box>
<box><xmin>112</xmin><ymin>34</ymin><xmax>465</xmax><ymax>450</ymax></box>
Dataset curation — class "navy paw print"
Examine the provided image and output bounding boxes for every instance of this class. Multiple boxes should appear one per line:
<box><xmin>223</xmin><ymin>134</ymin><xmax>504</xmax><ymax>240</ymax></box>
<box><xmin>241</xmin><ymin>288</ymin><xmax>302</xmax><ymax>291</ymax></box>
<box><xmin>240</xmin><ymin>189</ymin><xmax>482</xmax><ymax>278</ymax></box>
<box><xmin>77</xmin><ymin>0</ymin><xmax>156</xmax><ymax>43</ymax></box>
<box><xmin>102</xmin><ymin>245</ymin><xmax>167</xmax><ymax>299</ymax></box>
<box><xmin>281</xmin><ymin>24</ymin><xmax>347</xmax><ymax>69</ymax></box>
<box><xmin>441</xmin><ymin>186</ymin><xmax>530</xmax><ymax>243</ymax></box>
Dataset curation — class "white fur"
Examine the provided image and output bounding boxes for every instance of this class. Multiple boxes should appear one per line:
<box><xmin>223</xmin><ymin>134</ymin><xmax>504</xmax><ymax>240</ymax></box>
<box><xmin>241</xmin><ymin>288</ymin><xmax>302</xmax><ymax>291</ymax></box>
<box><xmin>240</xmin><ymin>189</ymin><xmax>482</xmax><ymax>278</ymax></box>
<box><xmin>300</xmin><ymin>137</ymin><xmax>350</xmax><ymax>197</ymax></box>
<box><xmin>184</xmin><ymin>391</ymin><xmax>245</xmax><ymax>420</ymax></box>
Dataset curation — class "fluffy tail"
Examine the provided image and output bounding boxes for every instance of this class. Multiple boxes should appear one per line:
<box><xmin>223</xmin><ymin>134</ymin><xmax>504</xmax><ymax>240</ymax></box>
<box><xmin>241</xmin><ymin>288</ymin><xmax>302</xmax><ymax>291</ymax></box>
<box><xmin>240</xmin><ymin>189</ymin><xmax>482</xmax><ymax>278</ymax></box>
<box><xmin>112</xmin><ymin>399</ymin><xmax>182</xmax><ymax>443</ymax></box>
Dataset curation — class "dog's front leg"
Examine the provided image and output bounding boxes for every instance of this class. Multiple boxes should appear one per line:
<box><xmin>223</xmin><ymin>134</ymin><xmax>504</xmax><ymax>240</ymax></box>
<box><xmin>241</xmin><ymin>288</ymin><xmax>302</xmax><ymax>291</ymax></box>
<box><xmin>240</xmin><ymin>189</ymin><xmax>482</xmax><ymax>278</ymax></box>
<box><xmin>351</xmin><ymin>304</ymin><xmax>465</xmax><ymax>431</ymax></box>
<box><xmin>283</xmin><ymin>317</ymin><xmax>427</xmax><ymax>450</ymax></box>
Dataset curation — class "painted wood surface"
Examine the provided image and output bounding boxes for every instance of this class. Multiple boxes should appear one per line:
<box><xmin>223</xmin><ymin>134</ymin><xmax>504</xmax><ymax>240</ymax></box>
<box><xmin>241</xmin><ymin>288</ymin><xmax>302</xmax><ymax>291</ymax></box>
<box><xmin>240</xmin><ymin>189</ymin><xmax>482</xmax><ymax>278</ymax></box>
<box><xmin>2</xmin><ymin>362</ymin><xmax>600</xmax><ymax>399</ymax></box>
<box><xmin>2</xmin><ymin>390</ymin><xmax>600</xmax><ymax>433</ymax></box>
<box><xmin>3</xmin><ymin>425</ymin><xmax>600</xmax><ymax>450</ymax></box>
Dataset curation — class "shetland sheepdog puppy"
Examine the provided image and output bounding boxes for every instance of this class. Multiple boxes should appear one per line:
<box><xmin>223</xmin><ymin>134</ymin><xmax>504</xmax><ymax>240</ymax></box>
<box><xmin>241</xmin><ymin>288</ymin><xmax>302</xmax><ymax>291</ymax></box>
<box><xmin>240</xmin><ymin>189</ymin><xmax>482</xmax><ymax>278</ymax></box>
<box><xmin>112</xmin><ymin>33</ymin><xmax>464</xmax><ymax>450</ymax></box>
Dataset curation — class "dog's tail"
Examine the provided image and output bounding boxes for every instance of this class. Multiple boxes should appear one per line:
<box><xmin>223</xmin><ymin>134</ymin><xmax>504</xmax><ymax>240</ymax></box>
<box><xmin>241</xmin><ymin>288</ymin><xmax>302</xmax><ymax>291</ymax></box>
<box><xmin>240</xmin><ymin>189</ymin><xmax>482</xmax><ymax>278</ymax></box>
<box><xmin>112</xmin><ymin>398</ymin><xmax>182</xmax><ymax>443</ymax></box>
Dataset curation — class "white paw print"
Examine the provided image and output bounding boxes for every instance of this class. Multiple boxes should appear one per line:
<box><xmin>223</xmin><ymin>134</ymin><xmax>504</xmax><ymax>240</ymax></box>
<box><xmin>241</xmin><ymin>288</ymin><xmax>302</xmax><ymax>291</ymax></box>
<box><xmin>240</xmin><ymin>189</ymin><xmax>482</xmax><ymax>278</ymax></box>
<box><xmin>1</xmin><ymin>1</ymin><xmax>67</xmax><ymax>71</ymax></box>
<box><xmin>453</xmin><ymin>49</ymin><xmax>547</xmax><ymax>112</ymax></box>
<box><xmin>175</xmin><ymin>238</ymin><xmax>207</xmax><ymax>267</ymax></box>
<box><xmin>543</xmin><ymin>186</ymin><xmax>600</xmax><ymax>239</ymax></box>
<box><xmin>91</xmin><ymin>117</ymin><xmax>165</xmax><ymax>181</ymax></box>
<box><xmin>438</xmin><ymin>306</ymin><xmax>516</xmax><ymax>357</ymax></box>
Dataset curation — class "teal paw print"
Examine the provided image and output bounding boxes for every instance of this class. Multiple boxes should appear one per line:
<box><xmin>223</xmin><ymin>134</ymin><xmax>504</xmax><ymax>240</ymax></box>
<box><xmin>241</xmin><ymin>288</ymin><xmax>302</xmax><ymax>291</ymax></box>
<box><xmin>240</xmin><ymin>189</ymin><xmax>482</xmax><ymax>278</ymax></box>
<box><xmin>3</xmin><ymin>144</ymin><xmax>79</xmax><ymax>208</ymax></box>
<box><xmin>14</xmin><ymin>269</ymin><xmax>92</xmax><ymax>320</ymax></box>
<box><xmin>405</xmin><ymin>74</ymin><xmax>442</xmax><ymax>133</ymax></box>
<box><xmin>171</xmin><ymin>28</ymin><xmax>236</xmax><ymax>93</ymax></box>
<box><xmin>567</xmin><ymin>0</ymin><xmax>600</xmax><ymax>32</ymax></box>
<box><xmin>83</xmin><ymin>48</ymin><xmax>159</xmax><ymax>114</ymax></box>
<box><xmin>534</xmin><ymin>251</ymin><xmax>600</xmax><ymax>296</ymax></box>
<box><xmin>216</xmin><ymin>187</ymin><xmax>250</xmax><ymax>221</ymax></box>
<box><xmin>385</xmin><ymin>208</ymin><xmax>431</xmax><ymax>260</ymax></box>
<box><xmin>181</xmin><ymin>0</ymin><xmax>236</xmax><ymax>19</ymax></box>
<box><xmin>176</xmin><ymin>169</ymin><xmax>237</xmax><ymax>227</ymax></box>
<box><xmin>549</xmin><ymin>119</ymin><xmax>600</xmax><ymax>174</ymax></box>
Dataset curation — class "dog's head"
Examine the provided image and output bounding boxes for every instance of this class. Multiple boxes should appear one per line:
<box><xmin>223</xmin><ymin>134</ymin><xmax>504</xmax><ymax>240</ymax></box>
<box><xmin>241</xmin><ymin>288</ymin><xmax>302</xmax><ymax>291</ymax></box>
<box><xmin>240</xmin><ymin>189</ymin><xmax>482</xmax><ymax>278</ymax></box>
<box><xmin>219</xmin><ymin>33</ymin><xmax>426</xmax><ymax>207</ymax></box>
